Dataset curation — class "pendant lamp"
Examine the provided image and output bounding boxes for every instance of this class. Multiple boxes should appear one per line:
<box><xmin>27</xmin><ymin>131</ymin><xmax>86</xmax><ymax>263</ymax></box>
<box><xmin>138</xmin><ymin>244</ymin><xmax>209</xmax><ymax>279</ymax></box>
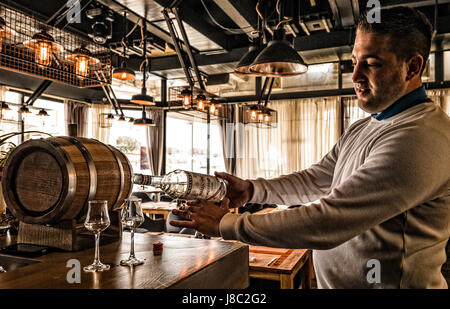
<box><xmin>24</xmin><ymin>30</ymin><xmax>63</xmax><ymax>67</ymax></box>
<box><xmin>130</xmin><ymin>20</ymin><xmax>155</xmax><ymax>106</ymax></box>
<box><xmin>66</xmin><ymin>46</ymin><xmax>99</xmax><ymax>79</ymax></box>
<box><xmin>249</xmin><ymin>29</ymin><xmax>307</xmax><ymax>77</ymax></box>
<box><xmin>113</xmin><ymin>11</ymin><xmax>135</xmax><ymax>81</ymax></box>
<box><xmin>133</xmin><ymin>107</ymin><xmax>155</xmax><ymax>126</ymax></box>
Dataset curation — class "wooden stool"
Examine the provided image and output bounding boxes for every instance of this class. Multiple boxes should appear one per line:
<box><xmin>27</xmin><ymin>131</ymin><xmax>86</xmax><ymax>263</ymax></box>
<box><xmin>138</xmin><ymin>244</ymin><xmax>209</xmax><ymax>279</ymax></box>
<box><xmin>249</xmin><ymin>245</ymin><xmax>313</xmax><ymax>289</ymax></box>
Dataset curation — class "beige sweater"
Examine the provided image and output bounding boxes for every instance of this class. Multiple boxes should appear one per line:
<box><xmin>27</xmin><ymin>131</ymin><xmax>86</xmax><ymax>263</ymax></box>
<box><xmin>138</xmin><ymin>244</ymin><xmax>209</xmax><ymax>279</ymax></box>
<box><xmin>219</xmin><ymin>102</ymin><xmax>450</xmax><ymax>288</ymax></box>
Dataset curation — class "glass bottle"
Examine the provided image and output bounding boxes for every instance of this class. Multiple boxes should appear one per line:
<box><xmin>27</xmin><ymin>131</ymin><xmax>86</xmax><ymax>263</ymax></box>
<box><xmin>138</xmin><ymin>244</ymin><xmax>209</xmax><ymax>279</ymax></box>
<box><xmin>133</xmin><ymin>170</ymin><xmax>226</xmax><ymax>203</ymax></box>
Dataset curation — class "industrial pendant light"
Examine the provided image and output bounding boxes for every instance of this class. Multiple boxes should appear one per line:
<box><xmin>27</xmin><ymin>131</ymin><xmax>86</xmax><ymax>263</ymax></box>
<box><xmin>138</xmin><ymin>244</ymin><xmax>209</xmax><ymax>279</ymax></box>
<box><xmin>66</xmin><ymin>46</ymin><xmax>99</xmax><ymax>79</ymax></box>
<box><xmin>24</xmin><ymin>30</ymin><xmax>63</xmax><ymax>67</ymax></box>
<box><xmin>37</xmin><ymin>108</ymin><xmax>49</xmax><ymax>117</ymax></box>
<box><xmin>130</xmin><ymin>20</ymin><xmax>155</xmax><ymax>106</ymax></box>
<box><xmin>249</xmin><ymin>34</ymin><xmax>308</xmax><ymax>77</ymax></box>
<box><xmin>0</xmin><ymin>16</ymin><xmax>15</xmax><ymax>53</ymax></box>
<box><xmin>180</xmin><ymin>88</ymin><xmax>192</xmax><ymax>109</ymax></box>
<box><xmin>112</xmin><ymin>11</ymin><xmax>136</xmax><ymax>81</ymax></box>
<box><xmin>235</xmin><ymin>44</ymin><xmax>265</xmax><ymax>75</ymax></box>
<box><xmin>234</xmin><ymin>5</ymin><xmax>266</xmax><ymax>76</ymax></box>
<box><xmin>133</xmin><ymin>107</ymin><xmax>155</xmax><ymax>126</ymax></box>
<box><xmin>249</xmin><ymin>0</ymin><xmax>307</xmax><ymax>77</ymax></box>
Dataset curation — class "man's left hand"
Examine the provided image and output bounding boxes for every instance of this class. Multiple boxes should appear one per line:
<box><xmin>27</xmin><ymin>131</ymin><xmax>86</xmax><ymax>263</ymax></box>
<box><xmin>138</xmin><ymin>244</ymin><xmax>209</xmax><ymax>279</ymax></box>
<box><xmin>170</xmin><ymin>198</ymin><xmax>231</xmax><ymax>237</ymax></box>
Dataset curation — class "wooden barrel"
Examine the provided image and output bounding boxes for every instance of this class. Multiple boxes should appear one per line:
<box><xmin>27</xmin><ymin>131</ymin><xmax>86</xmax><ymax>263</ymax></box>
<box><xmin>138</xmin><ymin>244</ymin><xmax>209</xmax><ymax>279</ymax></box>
<box><xmin>1</xmin><ymin>136</ymin><xmax>133</xmax><ymax>225</ymax></box>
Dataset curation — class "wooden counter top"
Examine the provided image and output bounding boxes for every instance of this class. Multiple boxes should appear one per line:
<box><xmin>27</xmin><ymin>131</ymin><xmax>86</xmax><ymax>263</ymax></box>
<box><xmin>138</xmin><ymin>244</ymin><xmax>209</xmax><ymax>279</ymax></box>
<box><xmin>0</xmin><ymin>232</ymin><xmax>249</xmax><ymax>289</ymax></box>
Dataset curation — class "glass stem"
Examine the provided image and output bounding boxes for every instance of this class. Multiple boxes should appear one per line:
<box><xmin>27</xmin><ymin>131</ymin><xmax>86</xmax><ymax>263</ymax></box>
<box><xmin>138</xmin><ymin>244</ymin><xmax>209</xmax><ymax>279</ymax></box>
<box><xmin>94</xmin><ymin>232</ymin><xmax>100</xmax><ymax>265</ymax></box>
<box><xmin>129</xmin><ymin>229</ymin><xmax>135</xmax><ymax>259</ymax></box>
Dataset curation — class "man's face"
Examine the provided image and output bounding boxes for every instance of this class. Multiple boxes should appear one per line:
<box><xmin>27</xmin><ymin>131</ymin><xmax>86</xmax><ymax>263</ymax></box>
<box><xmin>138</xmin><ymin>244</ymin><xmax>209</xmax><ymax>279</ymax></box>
<box><xmin>352</xmin><ymin>31</ymin><xmax>409</xmax><ymax>114</ymax></box>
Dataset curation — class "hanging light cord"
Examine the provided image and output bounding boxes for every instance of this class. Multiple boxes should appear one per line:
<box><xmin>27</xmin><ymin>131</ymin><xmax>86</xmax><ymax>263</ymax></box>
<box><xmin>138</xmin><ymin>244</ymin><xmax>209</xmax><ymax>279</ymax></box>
<box><xmin>275</xmin><ymin>0</ymin><xmax>292</xmax><ymax>30</ymax></box>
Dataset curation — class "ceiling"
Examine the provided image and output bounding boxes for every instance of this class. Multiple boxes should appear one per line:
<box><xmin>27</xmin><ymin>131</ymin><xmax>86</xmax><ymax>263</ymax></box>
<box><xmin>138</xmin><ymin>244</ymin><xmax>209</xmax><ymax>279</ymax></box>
<box><xmin>1</xmin><ymin>0</ymin><xmax>450</xmax><ymax>104</ymax></box>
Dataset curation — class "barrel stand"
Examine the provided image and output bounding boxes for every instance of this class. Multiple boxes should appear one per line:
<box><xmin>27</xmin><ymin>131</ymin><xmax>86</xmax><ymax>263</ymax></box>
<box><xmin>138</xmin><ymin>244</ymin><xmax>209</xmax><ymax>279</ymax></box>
<box><xmin>17</xmin><ymin>210</ymin><xmax>122</xmax><ymax>251</ymax></box>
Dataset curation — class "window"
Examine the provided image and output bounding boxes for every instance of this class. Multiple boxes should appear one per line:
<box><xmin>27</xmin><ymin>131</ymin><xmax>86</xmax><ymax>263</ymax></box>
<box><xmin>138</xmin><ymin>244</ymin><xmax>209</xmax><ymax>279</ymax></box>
<box><xmin>107</xmin><ymin>109</ymin><xmax>149</xmax><ymax>175</ymax></box>
<box><xmin>23</xmin><ymin>97</ymin><xmax>65</xmax><ymax>137</ymax></box>
<box><xmin>165</xmin><ymin>114</ymin><xmax>225</xmax><ymax>175</ymax></box>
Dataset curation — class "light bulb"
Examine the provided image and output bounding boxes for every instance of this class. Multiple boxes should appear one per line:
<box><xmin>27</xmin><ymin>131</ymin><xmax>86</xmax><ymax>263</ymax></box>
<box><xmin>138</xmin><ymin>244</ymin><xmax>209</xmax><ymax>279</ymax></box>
<box><xmin>121</xmin><ymin>72</ymin><xmax>127</xmax><ymax>79</ymax></box>
<box><xmin>36</xmin><ymin>41</ymin><xmax>51</xmax><ymax>66</ymax></box>
<box><xmin>264</xmin><ymin>114</ymin><xmax>270</xmax><ymax>123</ymax></box>
<box><xmin>75</xmin><ymin>55</ymin><xmax>89</xmax><ymax>79</ymax></box>
<box><xmin>183</xmin><ymin>95</ymin><xmax>190</xmax><ymax>107</ymax></box>
<box><xmin>197</xmin><ymin>100</ymin><xmax>204</xmax><ymax>110</ymax></box>
<box><xmin>258</xmin><ymin>113</ymin><xmax>263</xmax><ymax>121</ymax></box>
<box><xmin>209</xmin><ymin>104</ymin><xmax>216</xmax><ymax>113</ymax></box>
<box><xmin>251</xmin><ymin>110</ymin><xmax>257</xmax><ymax>120</ymax></box>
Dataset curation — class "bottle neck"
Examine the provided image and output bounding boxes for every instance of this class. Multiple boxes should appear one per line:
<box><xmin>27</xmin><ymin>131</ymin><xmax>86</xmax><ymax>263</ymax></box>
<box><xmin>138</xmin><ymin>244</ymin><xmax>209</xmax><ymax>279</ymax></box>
<box><xmin>132</xmin><ymin>173</ymin><xmax>164</xmax><ymax>188</ymax></box>
<box><xmin>150</xmin><ymin>176</ymin><xmax>163</xmax><ymax>187</ymax></box>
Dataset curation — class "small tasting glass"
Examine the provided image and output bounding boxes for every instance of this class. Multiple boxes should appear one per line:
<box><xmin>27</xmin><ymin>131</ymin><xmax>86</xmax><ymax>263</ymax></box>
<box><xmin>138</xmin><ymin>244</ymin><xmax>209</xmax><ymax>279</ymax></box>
<box><xmin>120</xmin><ymin>198</ymin><xmax>145</xmax><ymax>266</ymax></box>
<box><xmin>83</xmin><ymin>200</ymin><xmax>110</xmax><ymax>272</ymax></box>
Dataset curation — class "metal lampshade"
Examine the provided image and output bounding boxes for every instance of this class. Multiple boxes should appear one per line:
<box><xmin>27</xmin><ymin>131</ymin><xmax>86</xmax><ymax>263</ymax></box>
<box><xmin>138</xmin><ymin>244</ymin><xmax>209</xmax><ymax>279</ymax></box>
<box><xmin>112</xmin><ymin>65</ymin><xmax>136</xmax><ymax>81</ymax></box>
<box><xmin>249</xmin><ymin>39</ymin><xmax>308</xmax><ymax>77</ymax></box>
<box><xmin>0</xmin><ymin>101</ymin><xmax>10</xmax><ymax>110</ymax></box>
<box><xmin>130</xmin><ymin>93</ymin><xmax>155</xmax><ymax>106</ymax></box>
<box><xmin>234</xmin><ymin>44</ymin><xmax>265</xmax><ymax>75</ymax></box>
<box><xmin>37</xmin><ymin>109</ymin><xmax>49</xmax><ymax>116</ymax></box>
<box><xmin>133</xmin><ymin>117</ymin><xmax>155</xmax><ymax>126</ymax></box>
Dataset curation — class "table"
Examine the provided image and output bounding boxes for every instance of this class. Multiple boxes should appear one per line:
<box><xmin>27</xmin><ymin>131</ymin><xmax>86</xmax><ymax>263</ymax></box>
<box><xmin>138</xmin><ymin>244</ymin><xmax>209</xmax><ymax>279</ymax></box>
<box><xmin>0</xmin><ymin>232</ymin><xmax>249</xmax><ymax>289</ymax></box>
<box><xmin>249</xmin><ymin>245</ymin><xmax>313</xmax><ymax>289</ymax></box>
<box><xmin>141</xmin><ymin>201</ymin><xmax>177</xmax><ymax>220</ymax></box>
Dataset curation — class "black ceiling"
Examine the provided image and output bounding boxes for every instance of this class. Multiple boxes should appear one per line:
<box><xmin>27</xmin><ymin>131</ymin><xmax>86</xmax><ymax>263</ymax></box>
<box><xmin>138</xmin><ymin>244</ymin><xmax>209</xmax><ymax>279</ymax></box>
<box><xmin>1</xmin><ymin>0</ymin><xmax>450</xmax><ymax>103</ymax></box>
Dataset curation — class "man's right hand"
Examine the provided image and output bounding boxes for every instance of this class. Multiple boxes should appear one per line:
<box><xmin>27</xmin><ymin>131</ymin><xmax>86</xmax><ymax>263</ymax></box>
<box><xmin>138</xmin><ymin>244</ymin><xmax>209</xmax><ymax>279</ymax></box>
<box><xmin>215</xmin><ymin>172</ymin><xmax>254</xmax><ymax>208</ymax></box>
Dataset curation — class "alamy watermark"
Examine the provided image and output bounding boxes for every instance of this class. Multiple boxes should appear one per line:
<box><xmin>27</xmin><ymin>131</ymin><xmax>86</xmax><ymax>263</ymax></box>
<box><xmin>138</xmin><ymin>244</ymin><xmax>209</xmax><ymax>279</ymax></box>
<box><xmin>366</xmin><ymin>258</ymin><xmax>381</xmax><ymax>284</ymax></box>
<box><xmin>66</xmin><ymin>258</ymin><xmax>81</xmax><ymax>283</ymax></box>
<box><xmin>66</xmin><ymin>0</ymin><xmax>81</xmax><ymax>24</ymax></box>
<box><xmin>366</xmin><ymin>0</ymin><xmax>381</xmax><ymax>24</ymax></box>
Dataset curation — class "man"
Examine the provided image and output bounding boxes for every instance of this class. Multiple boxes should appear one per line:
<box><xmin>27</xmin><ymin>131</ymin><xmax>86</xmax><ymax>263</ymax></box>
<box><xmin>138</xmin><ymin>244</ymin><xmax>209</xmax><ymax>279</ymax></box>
<box><xmin>170</xmin><ymin>6</ymin><xmax>450</xmax><ymax>288</ymax></box>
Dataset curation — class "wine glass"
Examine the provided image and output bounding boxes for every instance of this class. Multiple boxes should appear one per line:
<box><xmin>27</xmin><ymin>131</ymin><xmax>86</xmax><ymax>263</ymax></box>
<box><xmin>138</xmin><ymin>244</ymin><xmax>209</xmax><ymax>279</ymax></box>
<box><xmin>83</xmin><ymin>200</ymin><xmax>111</xmax><ymax>272</ymax></box>
<box><xmin>120</xmin><ymin>198</ymin><xmax>145</xmax><ymax>266</ymax></box>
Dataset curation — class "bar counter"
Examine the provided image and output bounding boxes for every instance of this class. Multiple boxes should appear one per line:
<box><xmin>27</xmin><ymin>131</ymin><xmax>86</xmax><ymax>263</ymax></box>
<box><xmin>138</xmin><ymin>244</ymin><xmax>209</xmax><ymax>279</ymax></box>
<box><xmin>0</xmin><ymin>232</ymin><xmax>249</xmax><ymax>289</ymax></box>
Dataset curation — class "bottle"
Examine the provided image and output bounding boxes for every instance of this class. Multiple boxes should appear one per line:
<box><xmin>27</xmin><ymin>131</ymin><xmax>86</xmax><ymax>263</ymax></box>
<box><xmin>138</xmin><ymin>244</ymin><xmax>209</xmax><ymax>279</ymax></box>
<box><xmin>133</xmin><ymin>170</ymin><xmax>227</xmax><ymax>203</ymax></box>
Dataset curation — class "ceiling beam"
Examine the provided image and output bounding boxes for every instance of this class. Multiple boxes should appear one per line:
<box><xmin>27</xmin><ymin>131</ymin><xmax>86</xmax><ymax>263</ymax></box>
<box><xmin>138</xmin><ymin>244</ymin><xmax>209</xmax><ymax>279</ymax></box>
<box><xmin>211</xmin><ymin>0</ymin><xmax>257</xmax><ymax>39</ymax></box>
<box><xmin>153</xmin><ymin>0</ymin><xmax>234</xmax><ymax>50</ymax></box>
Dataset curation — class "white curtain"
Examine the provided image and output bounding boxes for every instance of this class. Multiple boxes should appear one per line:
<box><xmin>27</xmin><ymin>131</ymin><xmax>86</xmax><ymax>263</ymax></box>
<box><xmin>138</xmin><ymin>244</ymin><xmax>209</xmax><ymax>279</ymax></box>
<box><xmin>235</xmin><ymin>97</ymin><xmax>341</xmax><ymax>179</ymax></box>
<box><xmin>342</xmin><ymin>96</ymin><xmax>371</xmax><ymax>131</ymax></box>
<box><xmin>64</xmin><ymin>99</ymin><xmax>89</xmax><ymax>137</ymax></box>
<box><xmin>90</xmin><ymin>104</ymin><xmax>110</xmax><ymax>143</ymax></box>
<box><xmin>427</xmin><ymin>89</ymin><xmax>450</xmax><ymax>116</ymax></box>
<box><xmin>145</xmin><ymin>109</ymin><xmax>164</xmax><ymax>176</ymax></box>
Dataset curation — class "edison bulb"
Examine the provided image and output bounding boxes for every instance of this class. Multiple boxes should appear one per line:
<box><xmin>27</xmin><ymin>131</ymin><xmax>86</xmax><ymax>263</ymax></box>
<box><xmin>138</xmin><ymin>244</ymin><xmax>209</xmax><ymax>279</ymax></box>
<box><xmin>183</xmin><ymin>95</ymin><xmax>190</xmax><ymax>108</ymax></box>
<box><xmin>258</xmin><ymin>113</ymin><xmax>263</xmax><ymax>121</ymax></box>
<box><xmin>209</xmin><ymin>104</ymin><xmax>216</xmax><ymax>113</ymax></box>
<box><xmin>36</xmin><ymin>41</ymin><xmax>51</xmax><ymax>66</ymax></box>
<box><xmin>197</xmin><ymin>100</ymin><xmax>204</xmax><ymax>110</ymax></box>
<box><xmin>75</xmin><ymin>56</ymin><xmax>89</xmax><ymax>79</ymax></box>
<box><xmin>250</xmin><ymin>110</ymin><xmax>257</xmax><ymax>120</ymax></box>
<box><xmin>264</xmin><ymin>114</ymin><xmax>270</xmax><ymax>123</ymax></box>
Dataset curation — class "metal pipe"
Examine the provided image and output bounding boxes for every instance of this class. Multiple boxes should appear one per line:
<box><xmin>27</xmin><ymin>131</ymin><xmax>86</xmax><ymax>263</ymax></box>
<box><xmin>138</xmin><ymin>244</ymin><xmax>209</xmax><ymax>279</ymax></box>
<box><xmin>162</xmin><ymin>8</ymin><xmax>195</xmax><ymax>88</ymax></box>
<box><xmin>173</xmin><ymin>7</ymin><xmax>205</xmax><ymax>91</ymax></box>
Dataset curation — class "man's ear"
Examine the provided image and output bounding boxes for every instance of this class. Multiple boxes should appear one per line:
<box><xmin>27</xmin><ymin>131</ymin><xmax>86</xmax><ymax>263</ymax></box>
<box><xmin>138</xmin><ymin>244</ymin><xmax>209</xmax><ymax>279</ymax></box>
<box><xmin>406</xmin><ymin>54</ymin><xmax>424</xmax><ymax>81</ymax></box>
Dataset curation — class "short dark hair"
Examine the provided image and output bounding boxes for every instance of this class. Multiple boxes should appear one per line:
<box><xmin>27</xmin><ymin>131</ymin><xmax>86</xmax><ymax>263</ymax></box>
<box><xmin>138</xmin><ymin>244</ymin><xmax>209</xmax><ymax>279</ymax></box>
<box><xmin>357</xmin><ymin>6</ymin><xmax>433</xmax><ymax>73</ymax></box>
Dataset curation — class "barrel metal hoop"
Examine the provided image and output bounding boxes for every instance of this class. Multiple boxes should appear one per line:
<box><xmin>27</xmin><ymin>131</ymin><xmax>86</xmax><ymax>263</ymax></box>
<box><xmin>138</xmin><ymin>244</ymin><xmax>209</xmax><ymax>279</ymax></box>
<box><xmin>116</xmin><ymin>145</ymin><xmax>134</xmax><ymax>200</ymax></box>
<box><xmin>41</xmin><ymin>138</ymin><xmax>78</xmax><ymax>223</ymax></box>
<box><xmin>104</xmin><ymin>144</ymin><xmax>125</xmax><ymax>210</ymax></box>
<box><xmin>60</xmin><ymin>136</ymin><xmax>97</xmax><ymax>219</ymax></box>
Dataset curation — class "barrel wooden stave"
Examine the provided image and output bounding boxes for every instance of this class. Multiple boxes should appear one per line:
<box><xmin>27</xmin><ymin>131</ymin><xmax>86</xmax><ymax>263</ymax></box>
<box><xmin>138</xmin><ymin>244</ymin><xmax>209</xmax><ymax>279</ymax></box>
<box><xmin>1</xmin><ymin>137</ymin><xmax>133</xmax><ymax>225</ymax></box>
